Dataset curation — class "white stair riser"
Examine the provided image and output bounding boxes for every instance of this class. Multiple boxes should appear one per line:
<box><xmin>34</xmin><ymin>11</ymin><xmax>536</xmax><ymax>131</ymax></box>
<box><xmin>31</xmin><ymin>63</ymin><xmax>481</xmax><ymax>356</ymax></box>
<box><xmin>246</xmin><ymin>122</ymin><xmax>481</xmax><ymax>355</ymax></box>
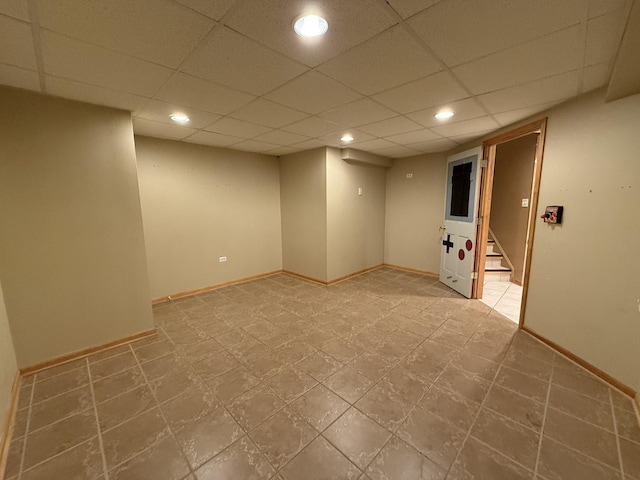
<box><xmin>485</xmin><ymin>257</ymin><xmax>505</xmax><ymax>269</ymax></box>
<box><xmin>484</xmin><ymin>271</ymin><xmax>512</xmax><ymax>282</ymax></box>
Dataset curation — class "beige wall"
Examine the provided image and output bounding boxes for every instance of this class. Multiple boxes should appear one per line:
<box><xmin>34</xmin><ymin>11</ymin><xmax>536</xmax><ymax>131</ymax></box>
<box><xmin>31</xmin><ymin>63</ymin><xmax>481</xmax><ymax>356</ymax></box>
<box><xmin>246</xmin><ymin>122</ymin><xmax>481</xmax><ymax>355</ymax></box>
<box><xmin>524</xmin><ymin>90</ymin><xmax>640</xmax><ymax>391</ymax></box>
<box><xmin>280</xmin><ymin>148</ymin><xmax>327</xmax><ymax>281</ymax></box>
<box><xmin>384</xmin><ymin>153</ymin><xmax>447</xmax><ymax>273</ymax></box>
<box><xmin>0</xmin><ymin>278</ymin><xmax>18</xmax><ymax>446</ymax></box>
<box><xmin>0</xmin><ymin>87</ymin><xmax>153</xmax><ymax>368</ymax></box>
<box><xmin>326</xmin><ymin>148</ymin><xmax>386</xmax><ymax>281</ymax></box>
<box><xmin>490</xmin><ymin>134</ymin><xmax>537</xmax><ymax>283</ymax></box>
<box><xmin>135</xmin><ymin>136</ymin><xmax>283</xmax><ymax>299</ymax></box>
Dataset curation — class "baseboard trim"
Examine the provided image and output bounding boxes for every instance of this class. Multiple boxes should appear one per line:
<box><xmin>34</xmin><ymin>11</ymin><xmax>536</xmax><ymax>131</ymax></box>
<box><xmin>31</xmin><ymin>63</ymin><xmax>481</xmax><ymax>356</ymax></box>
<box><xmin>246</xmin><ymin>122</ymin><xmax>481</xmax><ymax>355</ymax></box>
<box><xmin>282</xmin><ymin>270</ymin><xmax>327</xmax><ymax>286</ymax></box>
<box><xmin>382</xmin><ymin>263</ymin><xmax>439</xmax><ymax>277</ymax></box>
<box><xmin>522</xmin><ymin>326</ymin><xmax>636</xmax><ymax>398</ymax></box>
<box><xmin>151</xmin><ymin>270</ymin><xmax>282</xmax><ymax>305</ymax></box>
<box><xmin>0</xmin><ymin>372</ymin><xmax>21</xmax><ymax>479</ymax></box>
<box><xmin>19</xmin><ymin>329</ymin><xmax>157</xmax><ymax>377</ymax></box>
<box><xmin>283</xmin><ymin>265</ymin><xmax>384</xmax><ymax>287</ymax></box>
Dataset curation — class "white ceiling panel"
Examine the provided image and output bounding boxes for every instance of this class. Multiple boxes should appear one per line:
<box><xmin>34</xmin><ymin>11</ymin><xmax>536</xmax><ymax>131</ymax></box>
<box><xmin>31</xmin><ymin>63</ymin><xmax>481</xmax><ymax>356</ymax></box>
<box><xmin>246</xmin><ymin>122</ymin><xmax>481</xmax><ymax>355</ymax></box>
<box><xmin>407</xmin><ymin>98</ymin><xmax>487</xmax><ymax>128</ymax></box>
<box><xmin>431</xmin><ymin>116</ymin><xmax>500</xmax><ymax>137</ymax></box>
<box><xmin>449</xmin><ymin>129</ymin><xmax>496</xmax><ymax>146</ymax></box>
<box><xmin>586</xmin><ymin>8</ymin><xmax>628</xmax><ymax>66</ymax></box>
<box><xmin>134</xmin><ymin>100</ymin><xmax>221</xmax><ymax>129</ymax></box>
<box><xmin>493</xmin><ymin>102</ymin><xmax>562</xmax><ymax>126</ymax></box>
<box><xmin>39</xmin><ymin>0</ymin><xmax>214</xmax><ymax>69</ymax></box>
<box><xmin>252</xmin><ymin>130</ymin><xmax>310</xmax><ymax>146</ymax></box>
<box><xmin>155</xmin><ymin>73</ymin><xmax>254</xmax><ymax>115</ymax></box>
<box><xmin>359</xmin><ymin>116</ymin><xmax>423</xmax><ymax>137</ymax></box>
<box><xmin>133</xmin><ymin>117</ymin><xmax>197</xmax><ymax>140</ymax></box>
<box><xmin>408</xmin><ymin>0</ymin><xmax>585</xmax><ymax>67</ymax></box>
<box><xmin>0</xmin><ymin>15</ymin><xmax>37</xmax><ymax>70</ymax></box>
<box><xmin>409</xmin><ymin>138</ymin><xmax>458</xmax><ymax>153</ymax></box>
<box><xmin>0</xmin><ymin>1</ymin><xmax>30</xmax><ymax>21</ymax></box>
<box><xmin>589</xmin><ymin>0</ymin><xmax>629</xmax><ymax>18</ymax></box>
<box><xmin>453</xmin><ymin>25</ymin><xmax>583</xmax><ymax>95</ymax></box>
<box><xmin>175</xmin><ymin>0</ymin><xmax>238</xmax><ymax>21</ymax></box>
<box><xmin>349</xmin><ymin>138</ymin><xmax>397</xmax><ymax>151</ymax></box>
<box><xmin>266</xmin><ymin>71</ymin><xmax>361</xmax><ymax>114</ymax></box>
<box><xmin>290</xmin><ymin>139</ymin><xmax>327</xmax><ymax>151</ymax></box>
<box><xmin>318</xmin><ymin>130</ymin><xmax>376</xmax><ymax>147</ymax></box>
<box><xmin>373</xmin><ymin>71</ymin><xmax>469</xmax><ymax>114</ymax></box>
<box><xmin>231</xmin><ymin>139</ymin><xmax>280</xmax><ymax>153</ymax></box>
<box><xmin>0</xmin><ymin>64</ymin><xmax>39</xmax><ymax>92</ymax></box>
<box><xmin>180</xmin><ymin>26</ymin><xmax>308</xmax><ymax>96</ymax></box>
<box><xmin>282</xmin><ymin>117</ymin><xmax>346</xmax><ymax>137</ymax></box>
<box><xmin>384</xmin><ymin>128</ymin><xmax>441</xmax><ymax>145</ymax></box>
<box><xmin>45</xmin><ymin>76</ymin><xmax>150</xmax><ymax>112</ymax></box>
<box><xmin>582</xmin><ymin>63</ymin><xmax>613</xmax><ymax>92</ymax></box>
<box><xmin>183</xmin><ymin>130</ymin><xmax>243</xmax><ymax>147</ymax></box>
<box><xmin>229</xmin><ymin>99</ymin><xmax>309</xmax><ymax>129</ymax></box>
<box><xmin>318</xmin><ymin>25</ymin><xmax>442</xmax><ymax>95</ymax></box>
<box><xmin>477</xmin><ymin>70</ymin><xmax>581</xmax><ymax>114</ymax></box>
<box><xmin>372</xmin><ymin>145</ymin><xmax>422</xmax><ymax>158</ymax></box>
<box><xmin>319</xmin><ymin>98</ymin><xmax>396</xmax><ymax>126</ymax></box>
<box><xmin>385</xmin><ymin>0</ymin><xmax>443</xmax><ymax>20</ymax></box>
<box><xmin>205</xmin><ymin>117</ymin><xmax>272</xmax><ymax>138</ymax></box>
<box><xmin>264</xmin><ymin>146</ymin><xmax>300</xmax><ymax>156</ymax></box>
<box><xmin>42</xmin><ymin>32</ymin><xmax>173</xmax><ymax>97</ymax></box>
<box><xmin>223</xmin><ymin>0</ymin><xmax>397</xmax><ymax>67</ymax></box>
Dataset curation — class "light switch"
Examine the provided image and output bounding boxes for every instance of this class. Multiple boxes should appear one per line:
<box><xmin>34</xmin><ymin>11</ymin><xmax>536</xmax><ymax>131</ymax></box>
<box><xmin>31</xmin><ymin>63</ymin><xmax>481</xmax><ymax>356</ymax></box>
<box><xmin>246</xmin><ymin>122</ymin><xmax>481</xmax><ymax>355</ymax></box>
<box><xmin>521</xmin><ymin>198</ymin><xmax>529</xmax><ymax>207</ymax></box>
<box><xmin>358</xmin><ymin>187</ymin><xmax>363</xmax><ymax>196</ymax></box>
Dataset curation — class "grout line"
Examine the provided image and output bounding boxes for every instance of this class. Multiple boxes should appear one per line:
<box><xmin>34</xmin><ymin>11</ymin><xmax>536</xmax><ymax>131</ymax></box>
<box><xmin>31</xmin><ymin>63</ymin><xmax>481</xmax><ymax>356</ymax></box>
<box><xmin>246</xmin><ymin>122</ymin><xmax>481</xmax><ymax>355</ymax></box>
<box><xmin>610</xmin><ymin>389</ymin><xmax>626</xmax><ymax>478</ymax></box>
<box><xmin>86</xmin><ymin>358</ymin><xmax>110</xmax><ymax>480</ymax></box>
<box><xmin>532</xmin><ymin>352</ymin><xmax>555</xmax><ymax>478</ymax></box>
<box><xmin>16</xmin><ymin>379</ymin><xmax>36</xmax><ymax>479</ymax></box>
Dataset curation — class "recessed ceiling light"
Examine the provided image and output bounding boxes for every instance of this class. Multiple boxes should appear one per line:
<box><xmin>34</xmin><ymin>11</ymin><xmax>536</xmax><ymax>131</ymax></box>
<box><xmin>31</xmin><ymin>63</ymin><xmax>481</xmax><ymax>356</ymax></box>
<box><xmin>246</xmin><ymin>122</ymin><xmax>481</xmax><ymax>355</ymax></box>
<box><xmin>341</xmin><ymin>134</ymin><xmax>354</xmax><ymax>143</ymax></box>
<box><xmin>294</xmin><ymin>15</ymin><xmax>328</xmax><ymax>37</ymax></box>
<box><xmin>170</xmin><ymin>113</ymin><xmax>190</xmax><ymax>124</ymax></box>
<box><xmin>434</xmin><ymin>111</ymin><xmax>455</xmax><ymax>120</ymax></box>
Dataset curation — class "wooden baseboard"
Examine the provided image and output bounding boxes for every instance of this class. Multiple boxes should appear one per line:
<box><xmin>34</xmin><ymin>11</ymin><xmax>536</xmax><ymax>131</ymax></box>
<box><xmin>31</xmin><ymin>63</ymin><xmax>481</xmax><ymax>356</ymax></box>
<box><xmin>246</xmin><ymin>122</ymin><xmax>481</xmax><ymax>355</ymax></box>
<box><xmin>382</xmin><ymin>263</ymin><xmax>439</xmax><ymax>277</ymax></box>
<box><xmin>0</xmin><ymin>372</ymin><xmax>21</xmax><ymax>479</ymax></box>
<box><xmin>20</xmin><ymin>329</ymin><xmax>157</xmax><ymax>377</ymax></box>
<box><xmin>635</xmin><ymin>394</ymin><xmax>640</xmax><ymax>423</ymax></box>
<box><xmin>283</xmin><ymin>265</ymin><xmax>384</xmax><ymax>287</ymax></box>
<box><xmin>522</xmin><ymin>326</ymin><xmax>635</xmax><ymax>398</ymax></box>
<box><xmin>282</xmin><ymin>270</ymin><xmax>328</xmax><ymax>286</ymax></box>
<box><xmin>151</xmin><ymin>270</ymin><xmax>282</xmax><ymax>305</ymax></box>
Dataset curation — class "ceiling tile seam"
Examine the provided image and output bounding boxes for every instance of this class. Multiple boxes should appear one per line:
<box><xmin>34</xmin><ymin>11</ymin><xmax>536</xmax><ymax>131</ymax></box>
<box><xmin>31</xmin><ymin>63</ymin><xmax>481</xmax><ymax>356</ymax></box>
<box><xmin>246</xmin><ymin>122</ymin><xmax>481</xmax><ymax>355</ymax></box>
<box><xmin>0</xmin><ymin>12</ymin><xmax>31</xmax><ymax>25</ymax></box>
<box><xmin>27</xmin><ymin>0</ymin><xmax>46</xmax><ymax>93</ymax></box>
<box><xmin>166</xmin><ymin>0</ymin><xmax>220</xmax><ymax>22</ymax></box>
<box><xmin>576</xmin><ymin>3</ymin><xmax>589</xmax><ymax>96</ymax></box>
<box><xmin>606</xmin><ymin>0</ymin><xmax>637</xmax><ymax>100</ymax></box>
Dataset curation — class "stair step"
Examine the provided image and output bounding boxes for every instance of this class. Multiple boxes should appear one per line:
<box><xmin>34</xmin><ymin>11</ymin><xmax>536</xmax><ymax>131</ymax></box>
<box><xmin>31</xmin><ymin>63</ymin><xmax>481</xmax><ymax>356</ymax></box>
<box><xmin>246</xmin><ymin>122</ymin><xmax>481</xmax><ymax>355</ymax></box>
<box><xmin>485</xmin><ymin>266</ymin><xmax>511</xmax><ymax>272</ymax></box>
<box><xmin>486</xmin><ymin>252</ymin><xmax>502</xmax><ymax>257</ymax></box>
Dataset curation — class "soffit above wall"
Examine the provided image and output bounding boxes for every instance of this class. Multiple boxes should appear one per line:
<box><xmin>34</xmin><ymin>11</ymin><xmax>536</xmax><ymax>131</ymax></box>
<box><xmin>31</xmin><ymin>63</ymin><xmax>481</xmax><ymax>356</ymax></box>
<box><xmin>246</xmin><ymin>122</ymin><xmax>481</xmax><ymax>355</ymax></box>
<box><xmin>607</xmin><ymin>0</ymin><xmax>640</xmax><ymax>101</ymax></box>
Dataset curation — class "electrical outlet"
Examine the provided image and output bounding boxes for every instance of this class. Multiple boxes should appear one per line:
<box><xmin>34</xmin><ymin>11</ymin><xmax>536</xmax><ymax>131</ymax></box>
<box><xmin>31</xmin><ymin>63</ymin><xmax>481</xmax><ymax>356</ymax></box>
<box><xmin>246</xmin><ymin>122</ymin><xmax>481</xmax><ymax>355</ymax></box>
<box><xmin>219</xmin><ymin>256</ymin><xmax>227</xmax><ymax>262</ymax></box>
<box><xmin>406</xmin><ymin>173</ymin><xmax>413</xmax><ymax>178</ymax></box>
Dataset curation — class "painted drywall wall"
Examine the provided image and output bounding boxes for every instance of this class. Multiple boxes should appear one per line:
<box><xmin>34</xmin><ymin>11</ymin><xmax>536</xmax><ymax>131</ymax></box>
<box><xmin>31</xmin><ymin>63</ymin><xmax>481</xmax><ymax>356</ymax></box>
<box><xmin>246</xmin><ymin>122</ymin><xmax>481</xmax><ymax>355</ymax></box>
<box><xmin>384</xmin><ymin>153</ymin><xmax>447</xmax><ymax>273</ymax></box>
<box><xmin>490</xmin><ymin>134</ymin><xmax>537</xmax><ymax>283</ymax></box>
<box><xmin>523</xmin><ymin>90</ymin><xmax>640</xmax><ymax>392</ymax></box>
<box><xmin>135</xmin><ymin>136</ymin><xmax>283</xmax><ymax>299</ymax></box>
<box><xmin>280</xmin><ymin>148</ymin><xmax>327</xmax><ymax>282</ymax></box>
<box><xmin>0</xmin><ymin>278</ymin><xmax>17</xmax><ymax>447</ymax></box>
<box><xmin>0</xmin><ymin>87</ymin><xmax>153</xmax><ymax>368</ymax></box>
<box><xmin>326</xmin><ymin>148</ymin><xmax>386</xmax><ymax>281</ymax></box>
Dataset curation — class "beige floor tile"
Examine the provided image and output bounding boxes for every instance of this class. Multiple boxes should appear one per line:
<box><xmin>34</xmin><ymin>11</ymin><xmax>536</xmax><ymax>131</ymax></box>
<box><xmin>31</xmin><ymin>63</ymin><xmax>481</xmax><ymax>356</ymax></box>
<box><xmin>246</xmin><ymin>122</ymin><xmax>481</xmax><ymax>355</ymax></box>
<box><xmin>191</xmin><ymin>350</ymin><xmax>239</xmax><ymax>382</ymax></box>
<box><xmin>89</xmin><ymin>352</ymin><xmax>139</xmax><ymax>381</ymax></box>
<box><xmin>418</xmin><ymin>385</ymin><xmax>480</xmax><ymax>432</ymax></box>
<box><xmin>323</xmin><ymin>366</ymin><xmax>374</xmax><ymax>404</ymax></box>
<box><xmin>265</xmin><ymin>367</ymin><xmax>318</xmax><ymax>403</ymax></box>
<box><xmin>365</xmin><ymin>436</ymin><xmax>446</xmax><ymax>480</ymax></box>
<box><xmin>208</xmin><ymin>366</ymin><xmax>260</xmax><ymax>404</ymax></box>
<box><xmin>537</xmin><ymin>436</ymin><xmax>622</xmax><ymax>480</ymax></box>
<box><xmin>32</xmin><ymin>367</ymin><xmax>90</xmax><ymax>404</ymax></box>
<box><xmin>21</xmin><ymin>437</ymin><xmax>104</xmax><ymax>480</ymax></box>
<box><xmin>92</xmin><ymin>367</ymin><xmax>146</xmax><ymax>404</ymax></box>
<box><xmin>34</xmin><ymin>359</ymin><xmax>87</xmax><ymax>382</ymax></box>
<box><xmin>96</xmin><ymin>385</ymin><xmax>156</xmax><ymax>431</ymax></box>
<box><xmin>160</xmin><ymin>384</ymin><xmax>220</xmax><ymax>430</ymax></box>
<box><xmin>548</xmin><ymin>383</ymin><xmax>614</xmax><ymax>431</ymax></box>
<box><xmin>296</xmin><ymin>351</ymin><xmax>343</xmax><ymax>381</ymax></box>
<box><xmin>108</xmin><ymin>436</ymin><xmax>190</xmax><ymax>480</ymax></box>
<box><xmin>29</xmin><ymin>385</ymin><xmax>93</xmax><ymax>432</ymax></box>
<box><xmin>289</xmin><ymin>384</ymin><xmax>350</xmax><ymax>432</ymax></box>
<box><xmin>378</xmin><ymin>366</ymin><xmax>430</xmax><ymax>406</ymax></box>
<box><xmin>619</xmin><ymin>437</ymin><xmax>640</xmax><ymax>479</ymax></box>
<box><xmin>434</xmin><ymin>366</ymin><xmax>491</xmax><ymax>405</ymax></box>
<box><xmin>614</xmin><ymin>407</ymin><xmax>640</xmax><ymax>443</ymax></box>
<box><xmin>280</xmin><ymin>436</ymin><xmax>361</xmax><ymax>480</ymax></box>
<box><xmin>228</xmin><ymin>384</ymin><xmax>285</xmax><ymax>431</ymax></box>
<box><xmin>493</xmin><ymin>366</ymin><xmax>549</xmax><ymax>403</ymax></box>
<box><xmin>194</xmin><ymin>436</ymin><xmax>275</xmax><ymax>480</ymax></box>
<box><xmin>449</xmin><ymin>437</ymin><xmax>533</xmax><ymax>480</ymax></box>
<box><xmin>355</xmin><ymin>384</ymin><xmax>414</xmax><ymax>432</ymax></box>
<box><xmin>483</xmin><ymin>384</ymin><xmax>544</xmax><ymax>431</ymax></box>
<box><xmin>4</xmin><ymin>439</ymin><xmax>23</xmax><ymax>479</ymax></box>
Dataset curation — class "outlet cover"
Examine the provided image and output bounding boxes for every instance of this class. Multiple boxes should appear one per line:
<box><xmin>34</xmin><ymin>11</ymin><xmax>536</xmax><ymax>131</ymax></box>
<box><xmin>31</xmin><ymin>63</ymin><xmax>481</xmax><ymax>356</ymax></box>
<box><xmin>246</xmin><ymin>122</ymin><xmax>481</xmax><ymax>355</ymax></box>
<box><xmin>219</xmin><ymin>256</ymin><xmax>227</xmax><ymax>262</ymax></box>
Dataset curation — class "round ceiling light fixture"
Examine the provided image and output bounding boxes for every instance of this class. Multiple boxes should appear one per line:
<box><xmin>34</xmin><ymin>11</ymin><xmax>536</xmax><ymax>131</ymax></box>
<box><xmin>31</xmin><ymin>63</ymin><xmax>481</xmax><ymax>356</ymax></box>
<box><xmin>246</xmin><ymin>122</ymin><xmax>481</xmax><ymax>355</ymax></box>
<box><xmin>341</xmin><ymin>134</ymin><xmax>354</xmax><ymax>143</ymax></box>
<box><xmin>434</xmin><ymin>110</ymin><xmax>455</xmax><ymax>120</ymax></box>
<box><xmin>294</xmin><ymin>15</ymin><xmax>328</xmax><ymax>37</ymax></box>
<box><xmin>170</xmin><ymin>113</ymin><xmax>190</xmax><ymax>124</ymax></box>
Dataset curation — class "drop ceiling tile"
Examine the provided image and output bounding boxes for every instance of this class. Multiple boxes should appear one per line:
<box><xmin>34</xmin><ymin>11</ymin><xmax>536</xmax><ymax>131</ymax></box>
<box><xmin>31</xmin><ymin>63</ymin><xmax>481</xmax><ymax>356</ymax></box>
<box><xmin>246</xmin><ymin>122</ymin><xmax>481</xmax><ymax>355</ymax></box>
<box><xmin>384</xmin><ymin>128</ymin><xmax>441</xmax><ymax>145</ymax></box>
<box><xmin>431</xmin><ymin>116</ymin><xmax>499</xmax><ymax>137</ymax></box>
<box><xmin>181</xmin><ymin>26</ymin><xmax>308</xmax><ymax>95</ymax></box>
<box><xmin>582</xmin><ymin>63</ymin><xmax>612</xmax><ymax>92</ymax></box>
<box><xmin>409</xmin><ymin>138</ymin><xmax>458</xmax><ymax>153</ymax></box>
<box><xmin>223</xmin><ymin>0</ymin><xmax>396</xmax><ymax>67</ymax></box>
<box><xmin>264</xmin><ymin>146</ymin><xmax>301</xmax><ymax>156</ymax></box>
<box><xmin>282</xmin><ymin>117</ymin><xmax>345</xmax><ymax>137</ymax></box>
<box><xmin>371</xmin><ymin>145</ymin><xmax>422</xmax><ymax>158</ymax></box>
<box><xmin>175</xmin><ymin>0</ymin><xmax>237</xmax><ymax>20</ymax></box>
<box><xmin>0</xmin><ymin>64</ymin><xmax>39</xmax><ymax>91</ymax></box>
<box><xmin>133</xmin><ymin>117</ymin><xmax>197</xmax><ymax>140</ymax></box>
<box><xmin>585</xmin><ymin>8</ymin><xmax>627</xmax><ymax>66</ymax></box>
<box><xmin>318</xmin><ymin>130</ymin><xmax>376</xmax><ymax>147</ymax></box>
<box><xmin>373</xmin><ymin>71</ymin><xmax>469</xmax><ymax>114</ymax></box>
<box><xmin>493</xmin><ymin>101</ymin><xmax>561</xmax><ymax>126</ymax></box>
<box><xmin>252</xmin><ymin>130</ymin><xmax>310</xmax><ymax>146</ymax></box>
<box><xmin>155</xmin><ymin>72</ymin><xmax>255</xmax><ymax>115</ymax></box>
<box><xmin>589</xmin><ymin>0</ymin><xmax>628</xmax><ymax>18</ymax></box>
<box><xmin>265</xmin><ymin>71</ymin><xmax>361</xmax><ymax>114</ymax></box>
<box><xmin>407</xmin><ymin>98</ymin><xmax>487</xmax><ymax>128</ymax></box>
<box><xmin>358</xmin><ymin>116</ymin><xmax>423</xmax><ymax>137</ymax></box>
<box><xmin>42</xmin><ymin>31</ymin><xmax>173</xmax><ymax>97</ymax></box>
<box><xmin>291</xmin><ymin>139</ymin><xmax>327</xmax><ymax>150</ymax></box>
<box><xmin>385</xmin><ymin>0</ymin><xmax>443</xmax><ymax>19</ymax></box>
<box><xmin>39</xmin><ymin>0</ymin><xmax>214</xmax><ymax>68</ymax></box>
<box><xmin>477</xmin><ymin>70</ymin><xmax>580</xmax><ymax>113</ymax></box>
<box><xmin>449</xmin><ymin>129</ymin><xmax>496</xmax><ymax>145</ymax></box>
<box><xmin>183</xmin><ymin>130</ymin><xmax>244</xmax><ymax>147</ymax></box>
<box><xmin>453</xmin><ymin>25</ymin><xmax>583</xmax><ymax>95</ymax></box>
<box><xmin>408</xmin><ymin>0</ymin><xmax>585</xmax><ymax>66</ymax></box>
<box><xmin>348</xmin><ymin>138</ymin><xmax>397</xmax><ymax>151</ymax></box>
<box><xmin>45</xmin><ymin>76</ymin><xmax>150</xmax><ymax>112</ymax></box>
<box><xmin>0</xmin><ymin>15</ymin><xmax>36</xmax><ymax>70</ymax></box>
<box><xmin>229</xmin><ymin>99</ymin><xmax>309</xmax><ymax>129</ymax></box>
<box><xmin>205</xmin><ymin>117</ymin><xmax>272</xmax><ymax>138</ymax></box>
<box><xmin>134</xmin><ymin>100</ymin><xmax>221</xmax><ymax>128</ymax></box>
<box><xmin>231</xmin><ymin>139</ymin><xmax>280</xmax><ymax>154</ymax></box>
<box><xmin>318</xmin><ymin>25</ymin><xmax>442</xmax><ymax>95</ymax></box>
<box><xmin>0</xmin><ymin>0</ymin><xmax>30</xmax><ymax>21</ymax></box>
<box><xmin>319</xmin><ymin>98</ymin><xmax>397</xmax><ymax>126</ymax></box>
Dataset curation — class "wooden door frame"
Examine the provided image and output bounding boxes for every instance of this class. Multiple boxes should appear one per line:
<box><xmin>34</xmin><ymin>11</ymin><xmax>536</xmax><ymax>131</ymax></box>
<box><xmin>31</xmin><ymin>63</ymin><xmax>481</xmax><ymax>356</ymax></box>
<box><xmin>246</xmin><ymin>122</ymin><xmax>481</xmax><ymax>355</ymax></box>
<box><xmin>472</xmin><ymin>118</ymin><xmax>547</xmax><ymax>328</ymax></box>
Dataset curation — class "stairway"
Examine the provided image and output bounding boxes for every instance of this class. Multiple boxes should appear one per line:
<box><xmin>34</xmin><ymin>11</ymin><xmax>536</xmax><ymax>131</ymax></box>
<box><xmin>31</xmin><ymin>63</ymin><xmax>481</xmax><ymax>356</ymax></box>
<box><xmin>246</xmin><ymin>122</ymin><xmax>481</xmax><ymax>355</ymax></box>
<box><xmin>485</xmin><ymin>239</ymin><xmax>512</xmax><ymax>282</ymax></box>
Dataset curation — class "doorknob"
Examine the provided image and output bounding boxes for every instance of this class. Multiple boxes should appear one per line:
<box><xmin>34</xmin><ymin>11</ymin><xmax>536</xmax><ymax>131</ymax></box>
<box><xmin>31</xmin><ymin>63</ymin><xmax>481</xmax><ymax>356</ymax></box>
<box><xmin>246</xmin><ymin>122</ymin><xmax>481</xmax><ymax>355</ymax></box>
<box><xmin>439</xmin><ymin>225</ymin><xmax>446</xmax><ymax>231</ymax></box>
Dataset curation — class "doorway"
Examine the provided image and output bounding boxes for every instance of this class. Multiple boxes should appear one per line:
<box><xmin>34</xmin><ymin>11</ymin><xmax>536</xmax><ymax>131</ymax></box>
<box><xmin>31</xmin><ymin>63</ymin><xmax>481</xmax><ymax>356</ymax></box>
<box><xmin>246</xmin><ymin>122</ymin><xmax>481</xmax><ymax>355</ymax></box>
<box><xmin>473</xmin><ymin>119</ymin><xmax>547</xmax><ymax>327</ymax></box>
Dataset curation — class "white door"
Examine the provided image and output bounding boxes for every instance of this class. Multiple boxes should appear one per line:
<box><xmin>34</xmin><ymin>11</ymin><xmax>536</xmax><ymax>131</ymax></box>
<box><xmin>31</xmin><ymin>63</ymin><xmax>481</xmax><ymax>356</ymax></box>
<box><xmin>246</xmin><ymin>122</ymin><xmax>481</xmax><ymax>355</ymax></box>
<box><xmin>439</xmin><ymin>147</ymin><xmax>482</xmax><ymax>298</ymax></box>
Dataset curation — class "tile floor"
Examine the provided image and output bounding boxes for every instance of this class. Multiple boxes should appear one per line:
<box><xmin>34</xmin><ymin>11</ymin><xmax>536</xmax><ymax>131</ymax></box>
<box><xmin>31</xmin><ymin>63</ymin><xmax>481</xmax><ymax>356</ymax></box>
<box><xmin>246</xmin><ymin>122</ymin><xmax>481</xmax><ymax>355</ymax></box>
<box><xmin>4</xmin><ymin>268</ymin><xmax>640</xmax><ymax>480</ymax></box>
<box><xmin>480</xmin><ymin>280</ymin><xmax>523</xmax><ymax>324</ymax></box>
